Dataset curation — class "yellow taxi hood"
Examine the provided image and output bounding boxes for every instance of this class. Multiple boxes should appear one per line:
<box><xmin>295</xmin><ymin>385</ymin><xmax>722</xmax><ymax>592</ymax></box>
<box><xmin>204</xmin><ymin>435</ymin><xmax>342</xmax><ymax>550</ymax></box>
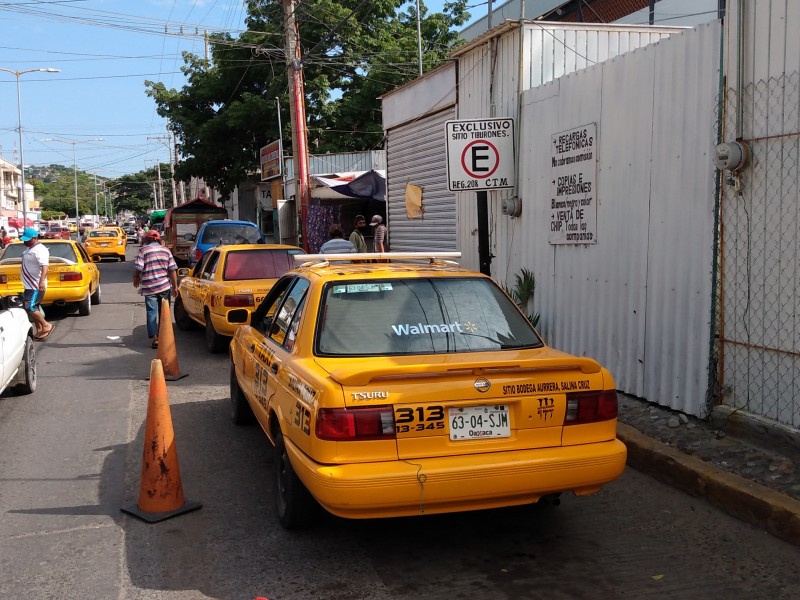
<box><xmin>315</xmin><ymin>347</ymin><xmax>602</xmax><ymax>387</ymax></box>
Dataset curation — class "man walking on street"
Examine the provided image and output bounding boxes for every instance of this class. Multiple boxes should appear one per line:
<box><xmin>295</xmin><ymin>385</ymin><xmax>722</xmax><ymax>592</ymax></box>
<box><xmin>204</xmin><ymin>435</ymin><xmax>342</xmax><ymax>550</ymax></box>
<box><xmin>133</xmin><ymin>230</ymin><xmax>178</xmax><ymax>348</ymax></box>
<box><xmin>370</xmin><ymin>215</ymin><xmax>388</xmax><ymax>253</ymax></box>
<box><xmin>20</xmin><ymin>227</ymin><xmax>54</xmax><ymax>340</ymax></box>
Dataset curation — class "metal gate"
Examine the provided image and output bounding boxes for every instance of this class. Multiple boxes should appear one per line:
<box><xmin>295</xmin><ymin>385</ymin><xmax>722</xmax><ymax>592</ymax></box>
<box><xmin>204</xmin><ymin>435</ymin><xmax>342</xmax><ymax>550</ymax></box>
<box><xmin>719</xmin><ymin>71</ymin><xmax>800</xmax><ymax>428</ymax></box>
<box><xmin>385</xmin><ymin>108</ymin><xmax>457</xmax><ymax>251</ymax></box>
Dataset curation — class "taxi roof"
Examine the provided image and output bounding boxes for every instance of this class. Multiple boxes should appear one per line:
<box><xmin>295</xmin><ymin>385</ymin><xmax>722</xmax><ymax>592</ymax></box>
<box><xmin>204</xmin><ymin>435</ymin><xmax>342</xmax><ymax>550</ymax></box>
<box><xmin>290</xmin><ymin>252</ymin><xmax>473</xmax><ymax>279</ymax></box>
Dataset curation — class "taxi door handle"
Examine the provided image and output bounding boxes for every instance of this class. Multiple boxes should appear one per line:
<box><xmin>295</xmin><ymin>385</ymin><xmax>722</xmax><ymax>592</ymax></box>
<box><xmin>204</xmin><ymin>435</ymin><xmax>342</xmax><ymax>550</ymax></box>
<box><xmin>270</xmin><ymin>362</ymin><xmax>279</xmax><ymax>375</ymax></box>
<box><xmin>249</xmin><ymin>343</ymin><xmax>255</xmax><ymax>352</ymax></box>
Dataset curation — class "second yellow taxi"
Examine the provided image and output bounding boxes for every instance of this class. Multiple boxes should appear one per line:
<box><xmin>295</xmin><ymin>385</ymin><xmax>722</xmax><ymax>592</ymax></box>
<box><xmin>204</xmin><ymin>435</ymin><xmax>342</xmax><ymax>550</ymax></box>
<box><xmin>83</xmin><ymin>228</ymin><xmax>127</xmax><ymax>261</ymax></box>
<box><xmin>175</xmin><ymin>243</ymin><xmax>302</xmax><ymax>352</ymax></box>
<box><xmin>0</xmin><ymin>239</ymin><xmax>101</xmax><ymax>316</ymax></box>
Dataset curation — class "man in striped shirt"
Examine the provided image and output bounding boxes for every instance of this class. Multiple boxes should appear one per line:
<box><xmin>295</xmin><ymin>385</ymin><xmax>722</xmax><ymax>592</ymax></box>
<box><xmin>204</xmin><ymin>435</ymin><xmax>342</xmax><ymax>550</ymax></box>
<box><xmin>133</xmin><ymin>230</ymin><xmax>177</xmax><ymax>348</ymax></box>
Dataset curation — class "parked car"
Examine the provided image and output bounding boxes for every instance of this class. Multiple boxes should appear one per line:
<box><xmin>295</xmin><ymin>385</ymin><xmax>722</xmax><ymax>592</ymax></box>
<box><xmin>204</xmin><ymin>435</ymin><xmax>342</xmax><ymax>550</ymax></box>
<box><xmin>43</xmin><ymin>225</ymin><xmax>71</xmax><ymax>240</ymax></box>
<box><xmin>187</xmin><ymin>219</ymin><xmax>263</xmax><ymax>266</ymax></box>
<box><xmin>175</xmin><ymin>244</ymin><xmax>302</xmax><ymax>352</ymax></box>
<box><xmin>83</xmin><ymin>228</ymin><xmax>126</xmax><ymax>262</ymax></box>
<box><xmin>0</xmin><ymin>240</ymin><xmax>101</xmax><ymax>316</ymax></box>
<box><xmin>228</xmin><ymin>252</ymin><xmax>627</xmax><ymax>529</ymax></box>
<box><xmin>6</xmin><ymin>227</ymin><xmax>19</xmax><ymax>239</ymax></box>
<box><xmin>0</xmin><ymin>294</ymin><xmax>36</xmax><ymax>396</ymax></box>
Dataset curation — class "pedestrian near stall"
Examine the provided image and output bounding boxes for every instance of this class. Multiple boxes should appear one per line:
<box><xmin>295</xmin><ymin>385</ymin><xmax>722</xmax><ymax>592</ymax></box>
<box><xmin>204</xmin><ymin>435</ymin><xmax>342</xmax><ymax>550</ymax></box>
<box><xmin>19</xmin><ymin>227</ymin><xmax>54</xmax><ymax>340</ymax></box>
<box><xmin>370</xmin><ymin>215</ymin><xmax>388</xmax><ymax>252</ymax></box>
<box><xmin>320</xmin><ymin>223</ymin><xmax>356</xmax><ymax>254</ymax></box>
<box><xmin>348</xmin><ymin>215</ymin><xmax>367</xmax><ymax>253</ymax></box>
<box><xmin>133</xmin><ymin>230</ymin><xmax>178</xmax><ymax>348</ymax></box>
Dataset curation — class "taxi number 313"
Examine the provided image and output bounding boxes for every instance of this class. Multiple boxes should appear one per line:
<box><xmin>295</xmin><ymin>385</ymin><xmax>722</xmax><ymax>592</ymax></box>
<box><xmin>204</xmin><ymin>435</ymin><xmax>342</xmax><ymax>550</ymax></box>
<box><xmin>394</xmin><ymin>405</ymin><xmax>445</xmax><ymax>433</ymax></box>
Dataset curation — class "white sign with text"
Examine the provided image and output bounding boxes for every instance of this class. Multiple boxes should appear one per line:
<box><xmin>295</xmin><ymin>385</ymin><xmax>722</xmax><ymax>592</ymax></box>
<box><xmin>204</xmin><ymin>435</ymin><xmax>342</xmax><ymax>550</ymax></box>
<box><xmin>446</xmin><ymin>118</ymin><xmax>515</xmax><ymax>192</ymax></box>
<box><xmin>549</xmin><ymin>123</ymin><xmax>597</xmax><ymax>245</ymax></box>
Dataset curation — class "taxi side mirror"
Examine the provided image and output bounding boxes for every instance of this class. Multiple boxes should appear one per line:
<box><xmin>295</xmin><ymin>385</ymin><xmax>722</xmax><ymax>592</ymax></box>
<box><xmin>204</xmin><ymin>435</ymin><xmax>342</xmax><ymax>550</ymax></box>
<box><xmin>177</xmin><ymin>268</ymin><xmax>190</xmax><ymax>277</ymax></box>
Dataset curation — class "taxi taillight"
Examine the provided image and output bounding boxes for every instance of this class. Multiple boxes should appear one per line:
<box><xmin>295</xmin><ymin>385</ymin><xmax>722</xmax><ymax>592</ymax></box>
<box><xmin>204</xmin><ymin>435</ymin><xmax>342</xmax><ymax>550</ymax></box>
<box><xmin>117</xmin><ymin>239</ymin><xmax>125</xmax><ymax>246</ymax></box>
<box><xmin>60</xmin><ymin>272</ymin><xmax>82</xmax><ymax>282</ymax></box>
<box><xmin>224</xmin><ymin>294</ymin><xmax>254</xmax><ymax>307</ymax></box>
<box><xmin>194</xmin><ymin>248</ymin><xmax>202</xmax><ymax>262</ymax></box>
<box><xmin>0</xmin><ymin>275</ymin><xmax>6</xmax><ymax>284</ymax></box>
<box><xmin>316</xmin><ymin>407</ymin><xmax>395</xmax><ymax>441</ymax></box>
<box><xmin>564</xmin><ymin>390</ymin><xmax>618</xmax><ymax>424</ymax></box>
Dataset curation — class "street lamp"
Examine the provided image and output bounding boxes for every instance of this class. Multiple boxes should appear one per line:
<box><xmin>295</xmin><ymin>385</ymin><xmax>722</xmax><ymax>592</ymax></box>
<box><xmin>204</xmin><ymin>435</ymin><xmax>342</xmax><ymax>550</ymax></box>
<box><xmin>0</xmin><ymin>67</ymin><xmax>60</xmax><ymax>225</ymax></box>
<box><xmin>40</xmin><ymin>137</ymin><xmax>103</xmax><ymax>231</ymax></box>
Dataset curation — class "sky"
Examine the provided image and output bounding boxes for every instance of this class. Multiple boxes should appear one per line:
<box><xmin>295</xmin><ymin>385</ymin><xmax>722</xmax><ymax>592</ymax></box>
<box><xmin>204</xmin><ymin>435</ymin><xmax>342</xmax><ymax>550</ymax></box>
<box><xmin>0</xmin><ymin>0</ymin><xmax>488</xmax><ymax>182</ymax></box>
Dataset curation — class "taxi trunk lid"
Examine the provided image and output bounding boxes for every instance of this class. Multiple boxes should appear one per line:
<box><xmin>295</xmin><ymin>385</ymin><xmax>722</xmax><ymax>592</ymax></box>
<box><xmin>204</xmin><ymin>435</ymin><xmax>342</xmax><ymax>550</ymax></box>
<box><xmin>319</xmin><ymin>351</ymin><xmax>613</xmax><ymax>460</ymax></box>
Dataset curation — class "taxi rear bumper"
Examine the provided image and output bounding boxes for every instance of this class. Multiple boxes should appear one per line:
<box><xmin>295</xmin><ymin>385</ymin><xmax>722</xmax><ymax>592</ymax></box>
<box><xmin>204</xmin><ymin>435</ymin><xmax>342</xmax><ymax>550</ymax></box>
<box><xmin>286</xmin><ymin>435</ymin><xmax>628</xmax><ymax>519</ymax></box>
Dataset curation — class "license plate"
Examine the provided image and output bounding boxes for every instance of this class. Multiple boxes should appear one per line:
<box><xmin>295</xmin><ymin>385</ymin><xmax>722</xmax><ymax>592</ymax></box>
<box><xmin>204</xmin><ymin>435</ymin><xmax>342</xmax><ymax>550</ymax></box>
<box><xmin>448</xmin><ymin>405</ymin><xmax>510</xmax><ymax>440</ymax></box>
<box><xmin>100</xmin><ymin>243</ymin><xmax>108</xmax><ymax>247</ymax></box>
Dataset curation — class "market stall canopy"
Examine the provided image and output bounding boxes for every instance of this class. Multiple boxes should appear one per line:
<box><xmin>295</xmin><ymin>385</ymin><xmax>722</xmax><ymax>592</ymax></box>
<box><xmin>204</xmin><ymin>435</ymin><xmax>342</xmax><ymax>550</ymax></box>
<box><xmin>311</xmin><ymin>170</ymin><xmax>385</xmax><ymax>201</ymax></box>
<box><xmin>8</xmin><ymin>217</ymin><xmax>35</xmax><ymax>229</ymax></box>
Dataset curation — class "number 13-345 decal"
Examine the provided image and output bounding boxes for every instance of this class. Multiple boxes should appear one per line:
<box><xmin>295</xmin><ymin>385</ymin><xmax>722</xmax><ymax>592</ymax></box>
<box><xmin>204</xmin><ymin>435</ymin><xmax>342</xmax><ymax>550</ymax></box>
<box><xmin>394</xmin><ymin>405</ymin><xmax>445</xmax><ymax>433</ymax></box>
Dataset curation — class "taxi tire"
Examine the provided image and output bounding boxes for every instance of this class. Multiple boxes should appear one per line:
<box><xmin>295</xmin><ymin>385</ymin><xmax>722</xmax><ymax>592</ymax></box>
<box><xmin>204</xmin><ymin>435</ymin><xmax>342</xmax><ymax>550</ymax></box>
<box><xmin>77</xmin><ymin>293</ymin><xmax>91</xmax><ymax>316</ymax></box>
<box><xmin>274</xmin><ymin>431</ymin><xmax>320</xmax><ymax>530</ymax></box>
<box><xmin>230</xmin><ymin>364</ymin><xmax>255</xmax><ymax>425</ymax></box>
<box><xmin>15</xmin><ymin>336</ymin><xmax>37</xmax><ymax>395</ymax></box>
<box><xmin>90</xmin><ymin>284</ymin><xmax>102</xmax><ymax>305</ymax></box>
<box><xmin>205</xmin><ymin>312</ymin><xmax>227</xmax><ymax>353</ymax></box>
<box><xmin>174</xmin><ymin>297</ymin><xmax>196</xmax><ymax>331</ymax></box>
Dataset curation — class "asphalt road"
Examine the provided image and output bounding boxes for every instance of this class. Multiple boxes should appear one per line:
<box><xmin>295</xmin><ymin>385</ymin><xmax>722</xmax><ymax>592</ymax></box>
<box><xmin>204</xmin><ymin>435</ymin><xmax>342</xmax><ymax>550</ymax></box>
<box><xmin>1</xmin><ymin>246</ymin><xmax>798</xmax><ymax>600</ymax></box>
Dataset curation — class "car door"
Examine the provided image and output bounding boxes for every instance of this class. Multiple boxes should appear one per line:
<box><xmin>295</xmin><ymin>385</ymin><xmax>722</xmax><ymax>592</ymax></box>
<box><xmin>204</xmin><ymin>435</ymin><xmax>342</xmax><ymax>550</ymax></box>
<box><xmin>196</xmin><ymin>250</ymin><xmax>221</xmax><ymax>321</ymax></box>
<box><xmin>182</xmin><ymin>251</ymin><xmax>213</xmax><ymax>318</ymax></box>
<box><xmin>238</xmin><ymin>276</ymin><xmax>297</xmax><ymax>428</ymax></box>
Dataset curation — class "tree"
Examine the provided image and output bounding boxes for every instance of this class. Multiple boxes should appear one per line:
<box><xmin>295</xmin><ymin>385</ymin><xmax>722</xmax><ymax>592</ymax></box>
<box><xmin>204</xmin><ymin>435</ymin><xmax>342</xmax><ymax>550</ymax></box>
<box><xmin>146</xmin><ymin>0</ymin><xmax>468</xmax><ymax>199</ymax></box>
<box><xmin>30</xmin><ymin>164</ymin><xmax>105</xmax><ymax>218</ymax></box>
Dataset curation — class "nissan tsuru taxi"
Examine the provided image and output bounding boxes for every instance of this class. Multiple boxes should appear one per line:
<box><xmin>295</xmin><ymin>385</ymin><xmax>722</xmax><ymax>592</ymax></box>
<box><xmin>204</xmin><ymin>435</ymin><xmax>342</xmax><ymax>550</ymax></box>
<box><xmin>228</xmin><ymin>252</ymin><xmax>627</xmax><ymax>529</ymax></box>
<box><xmin>175</xmin><ymin>244</ymin><xmax>302</xmax><ymax>353</ymax></box>
<box><xmin>0</xmin><ymin>239</ymin><xmax>101</xmax><ymax>316</ymax></box>
<box><xmin>83</xmin><ymin>228</ymin><xmax>127</xmax><ymax>261</ymax></box>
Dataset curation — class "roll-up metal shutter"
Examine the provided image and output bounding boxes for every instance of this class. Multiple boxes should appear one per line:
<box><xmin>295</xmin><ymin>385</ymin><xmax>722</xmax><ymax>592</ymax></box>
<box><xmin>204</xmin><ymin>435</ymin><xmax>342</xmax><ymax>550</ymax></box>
<box><xmin>386</xmin><ymin>107</ymin><xmax>456</xmax><ymax>251</ymax></box>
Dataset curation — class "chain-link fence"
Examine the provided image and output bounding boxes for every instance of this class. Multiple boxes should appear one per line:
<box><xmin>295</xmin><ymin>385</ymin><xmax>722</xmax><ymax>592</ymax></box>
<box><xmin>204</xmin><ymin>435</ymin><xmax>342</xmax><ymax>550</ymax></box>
<box><xmin>718</xmin><ymin>72</ymin><xmax>800</xmax><ymax>428</ymax></box>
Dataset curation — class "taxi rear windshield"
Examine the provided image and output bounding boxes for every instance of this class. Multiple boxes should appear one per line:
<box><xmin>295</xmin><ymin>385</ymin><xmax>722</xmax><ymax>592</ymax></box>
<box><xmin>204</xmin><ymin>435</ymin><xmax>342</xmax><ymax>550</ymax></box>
<box><xmin>200</xmin><ymin>224</ymin><xmax>261</xmax><ymax>245</ymax></box>
<box><xmin>316</xmin><ymin>277</ymin><xmax>543</xmax><ymax>356</ymax></box>
<box><xmin>89</xmin><ymin>230</ymin><xmax>117</xmax><ymax>238</ymax></box>
<box><xmin>222</xmin><ymin>249</ymin><xmax>301</xmax><ymax>280</ymax></box>
<box><xmin>1</xmin><ymin>243</ymin><xmax>77</xmax><ymax>262</ymax></box>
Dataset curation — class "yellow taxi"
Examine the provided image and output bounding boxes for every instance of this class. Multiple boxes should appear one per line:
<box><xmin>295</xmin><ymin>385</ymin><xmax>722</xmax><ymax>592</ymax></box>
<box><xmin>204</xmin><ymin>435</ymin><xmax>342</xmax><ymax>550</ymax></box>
<box><xmin>175</xmin><ymin>244</ymin><xmax>302</xmax><ymax>353</ymax></box>
<box><xmin>0</xmin><ymin>239</ymin><xmax>101</xmax><ymax>316</ymax></box>
<box><xmin>228</xmin><ymin>252</ymin><xmax>627</xmax><ymax>529</ymax></box>
<box><xmin>83</xmin><ymin>228</ymin><xmax>127</xmax><ymax>261</ymax></box>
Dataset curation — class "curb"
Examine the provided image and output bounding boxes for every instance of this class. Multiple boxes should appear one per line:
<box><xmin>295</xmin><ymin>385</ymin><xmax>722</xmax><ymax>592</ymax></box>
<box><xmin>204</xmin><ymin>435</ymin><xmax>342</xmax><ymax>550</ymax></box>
<box><xmin>617</xmin><ymin>423</ymin><xmax>800</xmax><ymax>547</ymax></box>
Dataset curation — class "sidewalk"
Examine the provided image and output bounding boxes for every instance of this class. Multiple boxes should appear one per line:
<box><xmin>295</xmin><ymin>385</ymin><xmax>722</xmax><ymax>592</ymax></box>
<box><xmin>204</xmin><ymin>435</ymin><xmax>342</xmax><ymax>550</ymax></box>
<box><xmin>616</xmin><ymin>394</ymin><xmax>800</xmax><ymax>546</ymax></box>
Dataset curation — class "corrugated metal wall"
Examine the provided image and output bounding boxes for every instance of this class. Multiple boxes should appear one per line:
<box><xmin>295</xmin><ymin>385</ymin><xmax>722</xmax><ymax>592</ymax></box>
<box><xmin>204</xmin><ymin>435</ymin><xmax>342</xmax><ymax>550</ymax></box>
<box><xmin>454</xmin><ymin>22</ymin><xmax>680</xmax><ymax>273</ymax></box>
<box><xmin>386</xmin><ymin>108</ymin><xmax>457</xmax><ymax>251</ymax></box>
<box><xmin>720</xmin><ymin>1</ymin><xmax>800</xmax><ymax>428</ymax></box>
<box><xmin>505</xmin><ymin>22</ymin><xmax>720</xmax><ymax>416</ymax></box>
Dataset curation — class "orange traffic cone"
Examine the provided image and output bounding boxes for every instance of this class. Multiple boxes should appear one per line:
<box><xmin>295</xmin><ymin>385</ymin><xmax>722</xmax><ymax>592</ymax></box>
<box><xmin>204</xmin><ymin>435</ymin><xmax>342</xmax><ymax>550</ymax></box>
<box><xmin>156</xmin><ymin>297</ymin><xmax>188</xmax><ymax>380</ymax></box>
<box><xmin>122</xmin><ymin>359</ymin><xmax>201</xmax><ymax>523</ymax></box>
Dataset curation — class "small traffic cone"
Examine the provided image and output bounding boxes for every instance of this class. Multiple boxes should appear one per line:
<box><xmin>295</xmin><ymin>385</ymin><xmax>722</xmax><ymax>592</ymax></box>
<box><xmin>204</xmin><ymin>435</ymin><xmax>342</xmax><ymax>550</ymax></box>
<box><xmin>122</xmin><ymin>359</ymin><xmax>201</xmax><ymax>523</ymax></box>
<box><xmin>156</xmin><ymin>297</ymin><xmax>188</xmax><ymax>380</ymax></box>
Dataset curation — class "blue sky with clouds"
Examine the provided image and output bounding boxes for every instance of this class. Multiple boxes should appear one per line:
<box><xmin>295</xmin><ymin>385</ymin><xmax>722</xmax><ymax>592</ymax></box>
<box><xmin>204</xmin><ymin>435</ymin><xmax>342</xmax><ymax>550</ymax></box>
<box><xmin>0</xmin><ymin>0</ymin><xmax>486</xmax><ymax>181</ymax></box>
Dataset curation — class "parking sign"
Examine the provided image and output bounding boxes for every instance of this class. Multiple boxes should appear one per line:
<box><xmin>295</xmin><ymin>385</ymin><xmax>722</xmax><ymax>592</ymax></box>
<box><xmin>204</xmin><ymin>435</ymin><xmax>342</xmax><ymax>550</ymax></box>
<box><xmin>445</xmin><ymin>118</ymin><xmax>515</xmax><ymax>192</ymax></box>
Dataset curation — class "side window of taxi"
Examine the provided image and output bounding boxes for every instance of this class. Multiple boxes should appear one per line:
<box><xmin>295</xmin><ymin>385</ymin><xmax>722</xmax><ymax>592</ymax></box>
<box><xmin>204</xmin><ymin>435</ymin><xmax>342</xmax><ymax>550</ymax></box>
<box><xmin>76</xmin><ymin>244</ymin><xmax>92</xmax><ymax>264</ymax></box>
<box><xmin>251</xmin><ymin>276</ymin><xmax>295</xmax><ymax>335</ymax></box>
<box><xmin>269</xmin><ymin>278</ymin><xmax>309</xmax><ymax>348</ymax></box>
<box><xmin>200</xmin><ymin>251</ymin><xmax>220</xmax><ymax>280</ymax></box>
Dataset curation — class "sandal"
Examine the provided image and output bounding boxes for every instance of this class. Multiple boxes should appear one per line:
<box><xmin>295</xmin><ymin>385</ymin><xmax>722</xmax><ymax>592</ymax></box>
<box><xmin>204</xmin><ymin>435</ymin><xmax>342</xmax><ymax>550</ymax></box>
<box><xmin>151</xmin><ymin>338</ymin><xmax>159</xmax><ymax>349</ymax></box>
<box><xmin>35</xmin><ymin>325</ymin><xmax>55</xmax><ymax>341</ymax></box>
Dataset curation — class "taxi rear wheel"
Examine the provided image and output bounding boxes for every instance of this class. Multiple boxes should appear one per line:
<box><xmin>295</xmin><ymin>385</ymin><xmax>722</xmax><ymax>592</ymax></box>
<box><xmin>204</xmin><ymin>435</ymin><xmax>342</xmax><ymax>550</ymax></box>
<box><xmin>77</xmin><ymin>293</ymin><xmax>91</xmax><ymax>316</ymax></box>
<box><xmin>90</xmin><ymin>284</ymin><xmax>102</xmax><ymax>305</ymax></box>
<box><xmin>205</xmin><ymin>312</ymin><xmax>228</xmax><ymax>353</ymax></box>
<box><xmin>230</xmin><ymin>364</ymin><xmax>255</xmax><ymax>425</ymax></box>
<box><xmin>274</xmin><ymin>431</ymin><xmax>320</xmax><ymax>530</ymax></box>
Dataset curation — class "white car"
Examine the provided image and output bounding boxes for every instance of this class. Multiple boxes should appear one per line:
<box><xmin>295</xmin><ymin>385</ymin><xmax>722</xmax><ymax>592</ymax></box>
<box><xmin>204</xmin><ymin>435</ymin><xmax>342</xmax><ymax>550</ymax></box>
<box><xmin>0</xmin><ymin>295</ymin><xmax>37</xmax><ymax>396</ymax></box>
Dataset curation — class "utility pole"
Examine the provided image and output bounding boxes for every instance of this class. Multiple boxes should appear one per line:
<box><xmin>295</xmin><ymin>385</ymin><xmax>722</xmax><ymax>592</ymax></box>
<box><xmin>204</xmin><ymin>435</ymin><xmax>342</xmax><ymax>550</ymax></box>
<box><xmin>283</xmin><ymin>0</ymin><xmax>312</xmax><ymax>251</ymax></box>
<box><xmin>148</xmin><ymin>134</ymin><xmax>177</xmax><ymax>207</ymax></box>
